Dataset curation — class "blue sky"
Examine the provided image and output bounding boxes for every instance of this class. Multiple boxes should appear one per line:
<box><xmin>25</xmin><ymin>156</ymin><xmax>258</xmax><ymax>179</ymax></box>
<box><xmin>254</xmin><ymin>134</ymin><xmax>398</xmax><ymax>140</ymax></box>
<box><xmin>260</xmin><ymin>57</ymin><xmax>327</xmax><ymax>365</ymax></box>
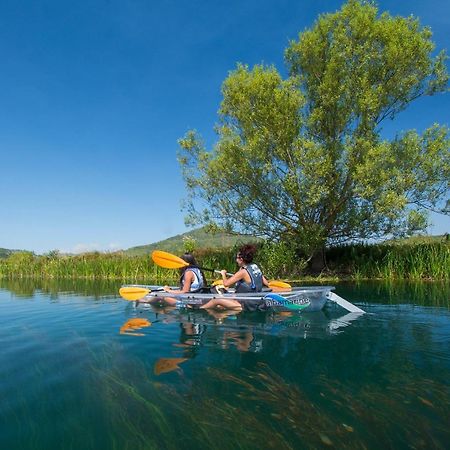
<box><xmin>0</xmin><ymin>0</ymin><xmax>449</xmax><ymax>254</ymax></box>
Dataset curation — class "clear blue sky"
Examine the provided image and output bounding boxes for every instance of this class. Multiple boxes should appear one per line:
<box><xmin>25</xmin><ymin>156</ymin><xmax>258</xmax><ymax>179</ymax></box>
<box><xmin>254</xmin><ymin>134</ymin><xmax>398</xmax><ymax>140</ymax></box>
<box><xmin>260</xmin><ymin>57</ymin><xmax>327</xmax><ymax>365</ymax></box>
<box><xmin>0</xmin><ymin>0</ymin><xmax>449</xmax><ymax>254</ymax></box>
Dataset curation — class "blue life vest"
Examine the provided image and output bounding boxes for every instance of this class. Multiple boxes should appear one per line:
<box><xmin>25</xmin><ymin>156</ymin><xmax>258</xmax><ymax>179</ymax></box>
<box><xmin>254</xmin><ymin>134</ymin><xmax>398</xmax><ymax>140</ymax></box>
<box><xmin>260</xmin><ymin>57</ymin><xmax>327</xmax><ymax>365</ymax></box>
<box><xmin>180</xmin><ymin>267</ymin><xmax>205</xmax><ymax>293</ymax></box>
<box><xmin>235</xmin><ymin>263</ymin><xmax>263</xmax><ymax>293</ymax></box>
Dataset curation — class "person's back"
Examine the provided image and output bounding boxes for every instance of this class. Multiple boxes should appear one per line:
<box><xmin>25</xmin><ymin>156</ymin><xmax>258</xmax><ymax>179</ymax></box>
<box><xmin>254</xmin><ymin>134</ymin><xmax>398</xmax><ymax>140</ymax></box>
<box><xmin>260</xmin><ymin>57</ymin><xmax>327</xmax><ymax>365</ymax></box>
<box><xmin>181</xmin><ymin>266</ymin><xmax>204</xmax><ymax>293</ymax></box>
<box><xmin>200</xmin><ymin>244</ymin><xmax>269</xmax><ymax>312</ymax></box>
<box><xmin>163</xmin><ymin>253</ymin><xmax>206</xmax><ymax>298</ymax></box>
<box><xmin>235</xmin><ymin>263</ymin><xmax>263</xmax><ymax>293</ymax></box>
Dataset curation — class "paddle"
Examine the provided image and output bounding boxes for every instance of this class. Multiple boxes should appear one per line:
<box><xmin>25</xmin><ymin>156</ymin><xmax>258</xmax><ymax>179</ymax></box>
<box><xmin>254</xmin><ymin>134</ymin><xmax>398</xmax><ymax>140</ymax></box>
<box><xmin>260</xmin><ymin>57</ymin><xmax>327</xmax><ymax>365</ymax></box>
<box><xmin>152</xmin><ymin>250</ymin><xmax>233</xmax><ymax>275</ymax></box>
<box><xmin>152</xmin><ymin>250</ymin><xmax>292</xmax><ymax>291</ymax></box>
<box><xmin>119</xmin><ymin>286</ymin><xmax>165</xmax><ymax>301</ymax></box>
<box><xmin>267</xmin><ymin>280</ymin><xmax>292</xmax><ymax>290</ymax></box>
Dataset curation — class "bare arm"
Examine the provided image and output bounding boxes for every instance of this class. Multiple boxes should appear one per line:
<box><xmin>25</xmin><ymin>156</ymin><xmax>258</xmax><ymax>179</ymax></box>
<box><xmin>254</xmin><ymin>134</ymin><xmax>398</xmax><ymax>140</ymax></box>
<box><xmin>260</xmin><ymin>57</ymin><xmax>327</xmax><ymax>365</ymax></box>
<box><xmin>164</xmin><ymin>271</ymin><xmax>194</xmax><ymax>294</ymax></box>
<box><xmin>220</xmin><ymin>268</ymin><xmax>247</xmax><ymax>288</ymax></box>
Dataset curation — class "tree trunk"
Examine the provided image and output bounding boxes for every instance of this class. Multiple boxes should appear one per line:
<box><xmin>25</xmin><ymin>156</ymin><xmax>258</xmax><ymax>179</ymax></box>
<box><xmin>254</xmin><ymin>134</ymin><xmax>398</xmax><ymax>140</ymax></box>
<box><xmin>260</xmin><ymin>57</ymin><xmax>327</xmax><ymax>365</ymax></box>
<box><xmin>309</xmin><ymin>247</ymin><xmax>326</xmax><ymax>273</ymax></box>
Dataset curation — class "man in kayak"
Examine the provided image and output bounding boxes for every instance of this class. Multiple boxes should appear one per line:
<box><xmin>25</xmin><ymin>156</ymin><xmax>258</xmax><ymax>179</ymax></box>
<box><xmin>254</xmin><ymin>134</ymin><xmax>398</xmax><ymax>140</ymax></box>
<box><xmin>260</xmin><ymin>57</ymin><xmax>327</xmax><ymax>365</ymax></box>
<box><xmin>200</xmin><ymin>244</ymin><xmax>270</xmax><ymax>311</ymax></box>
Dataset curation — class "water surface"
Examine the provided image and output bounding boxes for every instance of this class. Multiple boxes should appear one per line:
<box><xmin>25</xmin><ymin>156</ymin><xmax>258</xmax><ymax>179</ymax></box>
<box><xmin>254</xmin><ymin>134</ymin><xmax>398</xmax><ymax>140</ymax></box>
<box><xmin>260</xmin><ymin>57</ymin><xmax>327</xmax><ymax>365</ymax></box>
<box><xmin>0</xmin><ymin>279</ymin><xmax>449</xmax><ymax>449</ymax></box>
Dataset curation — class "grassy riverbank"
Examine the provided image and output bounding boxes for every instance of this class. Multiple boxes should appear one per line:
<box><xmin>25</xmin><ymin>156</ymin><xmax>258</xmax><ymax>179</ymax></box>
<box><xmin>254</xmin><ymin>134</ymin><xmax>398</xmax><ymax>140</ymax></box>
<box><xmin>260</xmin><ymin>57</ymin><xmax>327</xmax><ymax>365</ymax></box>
<box><xmin>324</xmin><ymin>241</ymin><xmax>449</xmax><ymax>281</ymax></box>
<box><xmin>0</xmin><ymin>240</ymin><xmax>448</xmax><ymax>282</ymax></box>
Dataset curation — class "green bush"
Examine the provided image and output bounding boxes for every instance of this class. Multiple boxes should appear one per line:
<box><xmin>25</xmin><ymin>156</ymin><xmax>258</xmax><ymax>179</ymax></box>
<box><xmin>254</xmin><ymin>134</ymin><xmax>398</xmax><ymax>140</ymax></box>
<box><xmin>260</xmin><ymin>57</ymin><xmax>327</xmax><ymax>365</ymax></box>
<box><xmin>259</xmin><ymin>241</ymin><xmax>305</xmax><ymax>279</ymax></box>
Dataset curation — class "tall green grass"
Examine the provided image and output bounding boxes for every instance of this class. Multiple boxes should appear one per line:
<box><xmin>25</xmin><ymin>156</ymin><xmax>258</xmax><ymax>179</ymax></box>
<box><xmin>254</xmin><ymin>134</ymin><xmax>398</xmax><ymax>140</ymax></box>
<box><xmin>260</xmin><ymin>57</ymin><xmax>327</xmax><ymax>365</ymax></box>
<box><xmin>326</xmin><ymin>242</ymin><xmax>449</xmax><ymax>281</ymax></box>
<box><xmin>0</xmin><ymin>252</ymin><xmax>167</xmax><ymax>281</ymax></box>
<box><xmin>0</xmin><ymin>241</ymin><xmax>448</xmax><ymax>281</ymax></box>
<box><xmin>0</xmin><ymin>250</ymin><xmax>238</xmax><ymax>283</ymax></box>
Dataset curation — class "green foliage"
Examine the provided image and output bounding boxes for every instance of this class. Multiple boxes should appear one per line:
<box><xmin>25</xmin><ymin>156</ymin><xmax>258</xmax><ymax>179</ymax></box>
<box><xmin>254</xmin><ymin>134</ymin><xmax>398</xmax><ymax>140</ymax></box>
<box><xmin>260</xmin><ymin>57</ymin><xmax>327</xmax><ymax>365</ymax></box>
<box><xmin>0</xmin><ymin>248</ymin><xmax>12</xmax><ymax>259</ymax></box>
<box><xmin>182</xmin><ymin>235</ymin><xmax>197</xmax><ymax>253</ymax></box>
<box><xmin>326</xmin><ymin>241</ymin><xmax>449</xmax><ymax>280</ymax></box>
<box><xmin>0</xmin><ymin>248</ymin><xmax>23</xmax><ymax>259</ymax></box>
<box><xmin>0</xmin><ymin>239</ymin><xmax>447</xmax><ymax>281</ymax></box>
<box><xmin>45</xmin><ymin>249</ymin><xmax>60</xmax><ymax>260</ymax></box>
<box><xmin>0</xmin><ymin>252</ymin><xmax>170</xmax><ymax>281</ymax></box>
<box><xmin>178</xmin><ymin>0</ymin><xmax>449</xmax><ymax>259</ymax></box>
<box><xmin>258</xmin><ymin>241</ymin><xmax>305</xmax><ymax>278</ymax></box>
<box><xmin>6</xmin><ymin>251</ymin><xmax>36</xmax><ymax>270</ymax></box>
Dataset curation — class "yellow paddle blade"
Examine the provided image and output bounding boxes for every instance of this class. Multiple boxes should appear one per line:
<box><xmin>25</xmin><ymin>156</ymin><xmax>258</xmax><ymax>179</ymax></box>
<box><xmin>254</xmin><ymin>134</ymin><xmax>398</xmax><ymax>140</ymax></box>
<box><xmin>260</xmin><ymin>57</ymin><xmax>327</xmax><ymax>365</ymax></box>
<box><xmin>212</xmin><ymin>279</ymin><xmax>224</xmax><ymax>286</ymax></box>
<box><xmin>151</xmin><ymin>250</ymin><xmax>189</xmax><ymax>269</ymax></box>
<box><xmin>119</xmin><ymin>287</ymin><xmax>150</xmax><ymax>301</ymax></box>
<box><xmin>268</xmin><ymin>280</ymin><xmax>292</xmax><ymax>291</ymax></box>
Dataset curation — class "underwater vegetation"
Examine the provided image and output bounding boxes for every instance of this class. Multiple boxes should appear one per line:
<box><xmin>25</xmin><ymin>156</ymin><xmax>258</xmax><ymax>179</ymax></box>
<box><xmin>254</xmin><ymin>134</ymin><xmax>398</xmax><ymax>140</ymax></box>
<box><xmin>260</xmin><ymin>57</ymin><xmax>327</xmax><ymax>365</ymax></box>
<box><xmin>90</xmin><ymin>356</ymin><xmax>449</xmax><ymax>450</ymax></box>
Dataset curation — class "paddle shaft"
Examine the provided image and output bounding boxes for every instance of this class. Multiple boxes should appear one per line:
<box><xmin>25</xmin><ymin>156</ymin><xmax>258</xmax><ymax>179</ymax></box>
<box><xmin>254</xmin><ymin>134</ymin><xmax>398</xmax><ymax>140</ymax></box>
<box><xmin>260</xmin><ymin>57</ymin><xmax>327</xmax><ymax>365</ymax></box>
<box><xmin>199</xmin><ymin>266</ymin><xmax>233</xmax><ymax>277</ymax></box>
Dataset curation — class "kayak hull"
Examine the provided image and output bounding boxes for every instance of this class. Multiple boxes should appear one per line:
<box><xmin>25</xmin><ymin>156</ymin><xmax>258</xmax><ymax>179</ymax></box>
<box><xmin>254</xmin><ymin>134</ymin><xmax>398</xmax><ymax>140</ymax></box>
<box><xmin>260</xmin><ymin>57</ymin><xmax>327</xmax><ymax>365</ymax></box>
<box><xmin>132</xmin><ymin>286</ymin><xmax>334</xmax><ymax>312</ymax></box>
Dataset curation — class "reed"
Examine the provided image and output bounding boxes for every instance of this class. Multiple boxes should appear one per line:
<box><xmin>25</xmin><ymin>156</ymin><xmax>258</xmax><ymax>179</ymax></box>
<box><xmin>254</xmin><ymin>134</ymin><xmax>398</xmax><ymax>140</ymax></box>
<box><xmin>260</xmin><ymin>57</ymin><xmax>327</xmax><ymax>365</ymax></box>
<box><xmin>0</xmin><ymin>252</ymin><xmax>165</xmax><ymax>281</ymax></box>
<box><xmin>0</xmin><ymin>241</ymin><xmax>448</xmax><ymax>281</ymax></box>
<box><xmin>326</xmin><ymin>242</ymin><xmax>449</xmax><ymax>281</ymax></box>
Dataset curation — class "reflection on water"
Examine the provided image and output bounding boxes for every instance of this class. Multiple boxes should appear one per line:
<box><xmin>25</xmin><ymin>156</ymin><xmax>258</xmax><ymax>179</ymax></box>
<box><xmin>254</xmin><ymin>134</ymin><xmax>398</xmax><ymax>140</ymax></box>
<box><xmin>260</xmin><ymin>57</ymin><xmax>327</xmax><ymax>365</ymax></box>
<box><xmin>0</xmin><ymin>277</ymin><xmax>120</xmax><ymax>299</ymax></box>
<box><xmin>154</xmin><ymin>358</ymin><xmax>189</xmax><ymax>375</ymax></box>
<box><xmin>1</xmin><ymin>277</ymin><xmax>448</xmax><ymax>306</ymax></box>
<box><xmin>0</xmin><ymin>278</ymin><xmax>449</xmax><ymax>449</ymax></box>
<box><xmin>119</xmin><ymin>318</ymin><xmax>152</xmax><ymax>336</ymax></box>
<box><xmin>132</xmin><ymin>306</ymin><xmax>365</xmax><ymax>345</ymax></box>
<box><xmin>334</xmin><ymin>280</ymin><xmax>450</xmax><ymax>308</ymax></box>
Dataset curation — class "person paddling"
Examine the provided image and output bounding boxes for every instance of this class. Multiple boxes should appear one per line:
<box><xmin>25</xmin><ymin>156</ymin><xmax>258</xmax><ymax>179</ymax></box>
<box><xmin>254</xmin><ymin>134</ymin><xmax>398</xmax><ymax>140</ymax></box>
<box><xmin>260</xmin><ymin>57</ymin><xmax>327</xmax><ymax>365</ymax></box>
<box><xmin>163</xmin><ymin>253</ymin><xmax>206</xmax><ymax>294</ymax></box>
<box><xmin>142</xmin><ymin>253</ymin><xmax>207</xmax><ymax>307</ymax></box>
<box><xmin>200</xmin><ymin>244</ymin><xmax>269</xmax><ymax>311</ymax></box>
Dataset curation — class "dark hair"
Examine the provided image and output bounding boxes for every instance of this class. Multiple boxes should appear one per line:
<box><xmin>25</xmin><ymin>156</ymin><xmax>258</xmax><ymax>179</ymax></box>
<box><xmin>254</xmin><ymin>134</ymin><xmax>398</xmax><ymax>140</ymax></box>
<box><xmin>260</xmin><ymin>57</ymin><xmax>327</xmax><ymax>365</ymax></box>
<box><xmin>181</xmin><ymin>253</ymin><xmax>198</xmax><ymax>266</ymax></box>
<box><xmin>237</xmin><ymin>244</ymin><xmax>257</xmax><ymax>264</ymax></box>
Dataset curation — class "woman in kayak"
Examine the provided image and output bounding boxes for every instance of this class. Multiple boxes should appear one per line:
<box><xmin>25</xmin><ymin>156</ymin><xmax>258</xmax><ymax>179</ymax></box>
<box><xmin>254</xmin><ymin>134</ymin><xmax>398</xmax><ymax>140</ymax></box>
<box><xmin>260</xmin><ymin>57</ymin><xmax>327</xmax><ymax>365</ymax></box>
<box><xmin>163</xmin><ymin>253</ymin><xmax>206</xmax><ymax>294</ymax></box>
<box><xmin>200</xmin><ymin>244</ymin><xmax>269</xmax><ymax>311</ymax></box>
<box><xmin>145</xmin><ymin>253</ymin><xmax>207</xmax><ymax>307</ymax></box>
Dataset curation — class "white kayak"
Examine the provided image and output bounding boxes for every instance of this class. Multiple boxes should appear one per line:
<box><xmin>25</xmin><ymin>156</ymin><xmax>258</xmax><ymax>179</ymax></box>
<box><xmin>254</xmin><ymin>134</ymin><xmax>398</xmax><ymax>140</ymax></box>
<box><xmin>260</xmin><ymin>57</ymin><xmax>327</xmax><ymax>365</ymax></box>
<box><xmin>120</xmin><ymin>284</ymin><xmax>365</xmax><ymax>313</ymax></box>
<box><xmin>123</xmin><ymin>285</ymin><xmax>336</xmax><ymax>312</ymax></box>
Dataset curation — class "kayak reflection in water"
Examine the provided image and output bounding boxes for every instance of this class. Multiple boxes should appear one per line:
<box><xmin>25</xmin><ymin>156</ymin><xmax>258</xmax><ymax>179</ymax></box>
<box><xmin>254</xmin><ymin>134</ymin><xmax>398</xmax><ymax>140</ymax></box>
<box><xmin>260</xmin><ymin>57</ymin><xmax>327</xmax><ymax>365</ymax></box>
<box><xmin>203</xmin><ymin>308</ymin><xmax>241</xmax><ymax>323</ymax></box>
<box><xmin>200</xmin><ymin>244</ymin><xmax>270</xmax><ymax>312</ymax></box>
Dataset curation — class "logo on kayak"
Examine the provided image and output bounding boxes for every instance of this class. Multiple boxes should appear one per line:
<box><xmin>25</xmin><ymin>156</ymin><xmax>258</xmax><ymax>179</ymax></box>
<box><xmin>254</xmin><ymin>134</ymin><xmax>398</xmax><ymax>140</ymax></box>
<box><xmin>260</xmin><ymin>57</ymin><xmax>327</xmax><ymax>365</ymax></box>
<box><xmin>264</xmin><ymin>293</ymin><xmax>310</xmax><ymax>310</ymax></box>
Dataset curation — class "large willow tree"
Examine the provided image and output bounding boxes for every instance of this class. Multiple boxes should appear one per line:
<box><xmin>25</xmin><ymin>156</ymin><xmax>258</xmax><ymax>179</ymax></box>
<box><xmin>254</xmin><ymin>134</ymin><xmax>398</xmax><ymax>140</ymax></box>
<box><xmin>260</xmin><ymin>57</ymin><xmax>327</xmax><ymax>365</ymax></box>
<box><xmin>178</xmin><ymin>0</ymin><xmax>449</xmax><ymax>260</ymax></box>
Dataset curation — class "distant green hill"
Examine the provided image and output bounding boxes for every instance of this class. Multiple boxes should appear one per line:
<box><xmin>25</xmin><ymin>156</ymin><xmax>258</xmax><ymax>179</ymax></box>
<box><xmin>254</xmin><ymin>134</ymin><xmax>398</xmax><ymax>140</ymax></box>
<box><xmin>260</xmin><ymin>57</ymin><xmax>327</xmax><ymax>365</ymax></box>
<box><xmin>0</xmin><ymin>248</ymin><xmax>21</xmax><ymax>259</ymax></box>
<box><xmin>124</xmin><ymin>227</ymin><xmax>261</xmax><ymax>256</ymax></box>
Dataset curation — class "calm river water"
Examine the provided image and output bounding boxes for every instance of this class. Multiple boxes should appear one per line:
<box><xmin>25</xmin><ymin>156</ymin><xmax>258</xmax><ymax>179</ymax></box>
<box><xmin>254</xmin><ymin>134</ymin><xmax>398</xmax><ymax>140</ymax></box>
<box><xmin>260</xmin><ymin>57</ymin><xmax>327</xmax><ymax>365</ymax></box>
<box><xmin>0</xmin><ymin>279</ymin><xmax>449</xmax><ymax>449</ymax></box>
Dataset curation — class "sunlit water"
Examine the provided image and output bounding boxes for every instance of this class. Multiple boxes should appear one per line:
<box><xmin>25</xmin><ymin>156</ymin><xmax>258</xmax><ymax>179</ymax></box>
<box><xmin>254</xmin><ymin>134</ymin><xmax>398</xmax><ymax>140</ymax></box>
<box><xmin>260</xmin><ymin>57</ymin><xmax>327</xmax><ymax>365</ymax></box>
<box><xmin>0</xmin><ymin>279</ymin><xmax>449</xmax><ymax>449</ymax></box>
